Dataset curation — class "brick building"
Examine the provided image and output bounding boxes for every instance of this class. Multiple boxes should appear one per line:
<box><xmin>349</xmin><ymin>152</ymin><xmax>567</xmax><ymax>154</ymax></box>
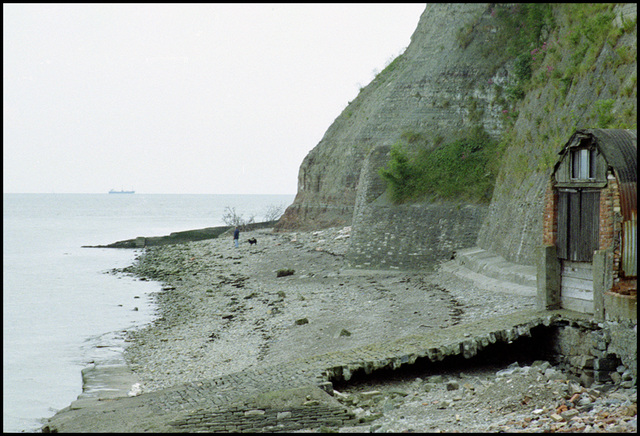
<box><xmin>538</xmin><ymin>129</ymin><xmax>637</xmax><ymax>321</ymax></box>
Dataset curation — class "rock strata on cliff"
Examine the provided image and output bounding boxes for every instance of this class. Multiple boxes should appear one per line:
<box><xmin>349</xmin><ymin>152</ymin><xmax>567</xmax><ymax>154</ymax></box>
<box><xmin>277</xmin><ymin>3</ymin><xmax>511</xmax><ymax>231</ymax></box>
<box><xmin>279</xmin><ymin>3</ymin><xmax>637</xmax><ymax>271</ymax></box>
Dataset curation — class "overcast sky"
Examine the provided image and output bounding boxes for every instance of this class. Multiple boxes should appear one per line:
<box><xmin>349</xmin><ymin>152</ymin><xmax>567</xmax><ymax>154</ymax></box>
<box><xmin>3</xmin><ymin>3</ymin><xmax>425</xmax><ymax>194</ymax></box>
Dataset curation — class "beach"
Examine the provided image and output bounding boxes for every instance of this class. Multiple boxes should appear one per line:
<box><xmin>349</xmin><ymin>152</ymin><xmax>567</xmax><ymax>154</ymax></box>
<box><xmin>120</xmin><ymin>226</ymin><xmax>536</xmax><ymax>391</ymax></box>
<box><xmin>46</xmin><ymin>226</ymin><xmax>636</xmax><ymax>432</ymax></box>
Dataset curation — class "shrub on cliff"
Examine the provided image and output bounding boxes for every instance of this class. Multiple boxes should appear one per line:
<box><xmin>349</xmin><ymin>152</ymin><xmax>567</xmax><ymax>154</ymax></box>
<box><xmin>379</xmin><ymin>126</ymin><xmax>499</xmax><ymax>204</ymax></box>
<box><xmin>377</xmin><ymin>144</ymin><xmax>418</xmax><ymax>204</ymax></box>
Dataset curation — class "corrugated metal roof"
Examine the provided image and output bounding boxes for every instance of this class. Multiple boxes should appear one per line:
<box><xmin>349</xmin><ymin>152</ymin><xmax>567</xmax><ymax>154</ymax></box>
<box><xmin>586</xmin><ymin>129</ymin><xmax>637</xmax><ymax>222</ymax></box>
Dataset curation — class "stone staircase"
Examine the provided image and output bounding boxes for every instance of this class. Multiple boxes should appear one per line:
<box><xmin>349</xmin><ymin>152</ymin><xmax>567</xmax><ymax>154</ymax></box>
<box><xmin>440</xmin><ymin>247</ymin><xmax>537</xmax><ymax>297</ymax></box>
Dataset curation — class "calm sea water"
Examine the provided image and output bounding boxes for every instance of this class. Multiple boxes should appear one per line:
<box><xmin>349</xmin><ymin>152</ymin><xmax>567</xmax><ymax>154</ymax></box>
<box><xmin>2</xmin><ymin>193</ymin><xmax>294</xmax><ymax>432</ymax></box>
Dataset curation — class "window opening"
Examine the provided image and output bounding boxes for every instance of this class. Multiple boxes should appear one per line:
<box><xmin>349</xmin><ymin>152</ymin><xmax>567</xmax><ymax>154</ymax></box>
<box><xmin>571</xmin><ymin>148</ymin><xmax>595</xmax><ymax>180</ymax></box>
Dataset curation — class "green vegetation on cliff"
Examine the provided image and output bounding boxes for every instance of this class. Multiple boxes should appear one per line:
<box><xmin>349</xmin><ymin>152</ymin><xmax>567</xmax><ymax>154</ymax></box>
<box><xmin>479</xmin><ymin>3</ymin><xmax>636</xmax><ymax>264</ymax></box>
<box><xmin>379</xmin><ymin>3</ymin><xmax>636</xmax><ymax>206</ymax></box>
<box><xmin>497</xmin><ymin>2</ymin><xmax>636</xmax><ymax>186</ymax></box>
<box><xmin>379</xmin><ymin>126</ymin><xmax>499</xmax><ymax>204</ymax></box>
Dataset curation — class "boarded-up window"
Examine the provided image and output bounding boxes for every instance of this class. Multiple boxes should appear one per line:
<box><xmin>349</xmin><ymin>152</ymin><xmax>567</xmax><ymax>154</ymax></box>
<box><xmin>556</xmin><ymin>190</ymin><xmax>600</xmax><ymax>261</ymax></box>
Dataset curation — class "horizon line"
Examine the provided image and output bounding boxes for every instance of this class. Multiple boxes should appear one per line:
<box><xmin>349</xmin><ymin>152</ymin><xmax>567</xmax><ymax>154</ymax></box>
<box><xmin>3</xmin><ymin>192</ymin><xmax>297</xmax><ymax>196</ymax></box>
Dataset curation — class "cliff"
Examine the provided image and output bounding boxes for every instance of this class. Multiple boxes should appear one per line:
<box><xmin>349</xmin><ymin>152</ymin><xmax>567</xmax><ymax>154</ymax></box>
<box><xmin>277</xmin><ymin>3</ymin><xmax>637</xmax><ymax>268</ymax></box>
<box><xmin>277</xmin><ymin>3</ymin><xmax>504</xmax><ymax>230</ymax></box>
<box><xmin>476</xmin><ymin>4</ymin><xmax>637</xmax><ymax>265</ymax></box>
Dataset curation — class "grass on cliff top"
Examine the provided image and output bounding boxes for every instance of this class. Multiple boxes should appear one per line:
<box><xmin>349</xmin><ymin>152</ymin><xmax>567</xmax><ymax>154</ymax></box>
<box><xmin>379</xmin><ymin>127</ymin><xmax>500</xmax><ymax>204</ymax></box>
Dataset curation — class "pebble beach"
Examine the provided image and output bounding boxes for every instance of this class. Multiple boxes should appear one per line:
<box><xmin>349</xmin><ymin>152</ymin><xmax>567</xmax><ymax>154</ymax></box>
<box><xmin>110</xmin><ymin>226</ymin><xmax>636</xmax><ymax>433</ymax></box>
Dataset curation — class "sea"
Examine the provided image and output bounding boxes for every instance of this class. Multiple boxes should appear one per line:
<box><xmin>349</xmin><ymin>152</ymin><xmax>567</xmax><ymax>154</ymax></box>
<box><xmin>2</xmin><ymin>193</ymin><xmax>295</xmax><ymax>433</ymax></box>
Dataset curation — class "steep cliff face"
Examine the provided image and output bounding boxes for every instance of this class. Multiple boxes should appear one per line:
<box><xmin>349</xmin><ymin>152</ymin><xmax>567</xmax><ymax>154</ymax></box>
<box><xmin>476</xmin><ymin>4</ymin><xmax>637</xmax><ymax>265</ymax></box>
<box><xmin>276</xmin><ymin>3</ymin><xmax>510</xmax><ymax>230</ymax></box>
<box><xmin>278</xmin><ymin>3</ymin><xmax>637</xmax><ymax>269</ymax></box>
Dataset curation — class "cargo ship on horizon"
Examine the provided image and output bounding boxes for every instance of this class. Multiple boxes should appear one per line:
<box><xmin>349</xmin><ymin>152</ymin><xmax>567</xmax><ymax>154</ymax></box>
<box><xmin>108</xmin><ymin>189</ymin><xmax>135</xmax><ymax>194</ymax></box>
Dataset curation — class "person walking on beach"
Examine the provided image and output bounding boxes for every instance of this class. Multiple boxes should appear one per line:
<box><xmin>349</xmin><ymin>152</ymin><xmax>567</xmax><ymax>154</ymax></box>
<box><xmin>233</xmin><ymin>226</ymin><xmax>240</xmax><ymax>248</ymax></box>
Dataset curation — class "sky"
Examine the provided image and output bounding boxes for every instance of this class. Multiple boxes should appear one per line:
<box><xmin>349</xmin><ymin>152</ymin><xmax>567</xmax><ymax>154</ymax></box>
<box><xmin>3</xmin><ymin>3</ymin><xmax>425</xmax><ymax>194</ymax></box>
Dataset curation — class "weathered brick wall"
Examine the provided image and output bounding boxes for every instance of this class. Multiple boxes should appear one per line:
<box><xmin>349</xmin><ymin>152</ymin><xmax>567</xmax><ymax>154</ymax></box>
<box><xmin>542</xmin><ymin>179</ymin><xmax>557</xmax><ymax>246</ymax></box>
<box><xmin>598</xmin><ymin>172</ymin><xmax>623</xmax><ymax>284</ymax></box>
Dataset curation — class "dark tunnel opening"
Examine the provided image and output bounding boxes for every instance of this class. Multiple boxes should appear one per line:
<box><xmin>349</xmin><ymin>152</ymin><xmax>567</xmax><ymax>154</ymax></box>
<box><xmin>331</xmin><ymin>325</ymin><xmax>557</xmax><ymax>390</ymax></box>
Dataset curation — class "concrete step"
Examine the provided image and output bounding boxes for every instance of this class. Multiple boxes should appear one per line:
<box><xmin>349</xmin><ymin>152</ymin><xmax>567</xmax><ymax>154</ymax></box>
<box><xmin>441</xmin><ymin>247</ymin><xmax>537</xmax><ymax>297</ymax></box>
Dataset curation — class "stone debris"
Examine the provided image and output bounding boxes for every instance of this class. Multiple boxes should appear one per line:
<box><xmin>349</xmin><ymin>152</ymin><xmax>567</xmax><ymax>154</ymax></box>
<box><xmin>330</xmin><ymin>361</ymin><xmax>637</xmax><ymax>433</ymax></box>
<box><xmin>96</xmin><ymin>226</ymin><xmax>635</xmax><ymax>433</ymax></box>
<box><xmin>127</xmin><ymin>382</ymin><xmax>142</xmax><ymax>397</ymax></box>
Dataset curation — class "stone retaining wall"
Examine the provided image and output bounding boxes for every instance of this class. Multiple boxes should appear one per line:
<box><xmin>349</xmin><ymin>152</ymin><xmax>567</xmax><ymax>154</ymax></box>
<box><xmin>346</xmin><ymin>144</ymin><xmax>488</xmax><ymax>270</ymax></box>
<box><xmin>347</xmin><ymin>202</ymin><xmax>488</xmax><ymax>270</ymax></box>
<box><xmin>548</xmin><ymin>318</ymin><xmax>637</xmax><ymax>384</ymax></box>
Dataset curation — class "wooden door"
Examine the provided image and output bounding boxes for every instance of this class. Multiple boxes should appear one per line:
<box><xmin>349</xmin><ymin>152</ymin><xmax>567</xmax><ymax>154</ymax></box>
<box><xmin>557</xmin><ymin>190</ymin><xmax>600</xmax><ymax>261</ymax></box>
<box><xmin>560</xmin><ymin>260</ymin><xmax>594</xmax><ymax>314</ymax></box>
<box><xmin>556</xmin><ymin>189</ymin><xmax>599</xmax><ymax>313</ymax></box>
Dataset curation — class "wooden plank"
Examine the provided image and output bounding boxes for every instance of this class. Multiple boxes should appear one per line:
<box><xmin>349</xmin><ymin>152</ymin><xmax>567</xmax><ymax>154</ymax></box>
<box><xmin>561</xmin><ymin>276</ymin><xmax>594</xmax><ymax>292</ymax></box>
<box><xmin>557</xmin><ymin>191</ymin><xmax>568</xmax><ymax>259</ymax></box>
<box><xmin>580</xmin><ymin>191</ymin><xmax>599</xmax><ymax>261</ymax></box>
<box><xmin>568</xmin><ymin>191</ymin><xmax>581</xmax><ymax>260</ymax></box>
<box><xmin>560</xmin><ymin>257</ymin><xmax>594</xmax><ymax>313</ymax></box>
<box><xmin>560</xmin><ymin>286</ymin><xmax>594</xmax><ymax>301</ymax></box>
<box><xmin>562</xmin><ymin>261</ymin><xmax>593</xmax><ymax>271</ymax></box>
<box><xmin>561</xmin><ymin>267</ymin><xmax>594</xmax><ymax>280</ymax></box>
<box><xmin>563</xmin><ymin>260</ymin><xmax>590</xmax><ymax>268</ymax></box>
<box><xmin>562</xmin><ymin>261</ymin><xmax>593</xmax><ymax>280</ymax></box>
<box><xmin>561</xmin><ymin>296</ymin><xmax>594</xmax><ymax>314</ymax></box>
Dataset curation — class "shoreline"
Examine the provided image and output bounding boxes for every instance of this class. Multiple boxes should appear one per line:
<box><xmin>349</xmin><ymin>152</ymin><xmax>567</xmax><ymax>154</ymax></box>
<box><xmin>65</xmin><ymin>226</ymin><xmax>349</xmax><ymax>412</ymax></box>
<box><xmin>75</xmin><ymin>226</ymin><xmax>350</xmax><ymax>402</ymax></box>
<box><xmin>47</xmin><ymin>226</ymin><xmax>636</xmax><ymax>432</ymax></box>
<box><xmin>57</xmin><ymin>288</ymin><xmax>158</xmax><ymax>414</ymax></box>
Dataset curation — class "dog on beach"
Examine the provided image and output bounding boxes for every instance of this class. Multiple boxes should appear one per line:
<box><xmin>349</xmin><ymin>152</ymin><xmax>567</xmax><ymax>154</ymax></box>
<box><xmin>247</xmin><ymin>237</ymin><xmax>257</xmax><ymax>245</ymax></box>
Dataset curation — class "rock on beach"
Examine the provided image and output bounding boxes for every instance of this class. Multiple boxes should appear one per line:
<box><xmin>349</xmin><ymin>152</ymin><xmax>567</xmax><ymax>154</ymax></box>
<box><xmin>112</xmin><ymin>226</ymin><xmax>636</xmax><ymax>433</ymax></box>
